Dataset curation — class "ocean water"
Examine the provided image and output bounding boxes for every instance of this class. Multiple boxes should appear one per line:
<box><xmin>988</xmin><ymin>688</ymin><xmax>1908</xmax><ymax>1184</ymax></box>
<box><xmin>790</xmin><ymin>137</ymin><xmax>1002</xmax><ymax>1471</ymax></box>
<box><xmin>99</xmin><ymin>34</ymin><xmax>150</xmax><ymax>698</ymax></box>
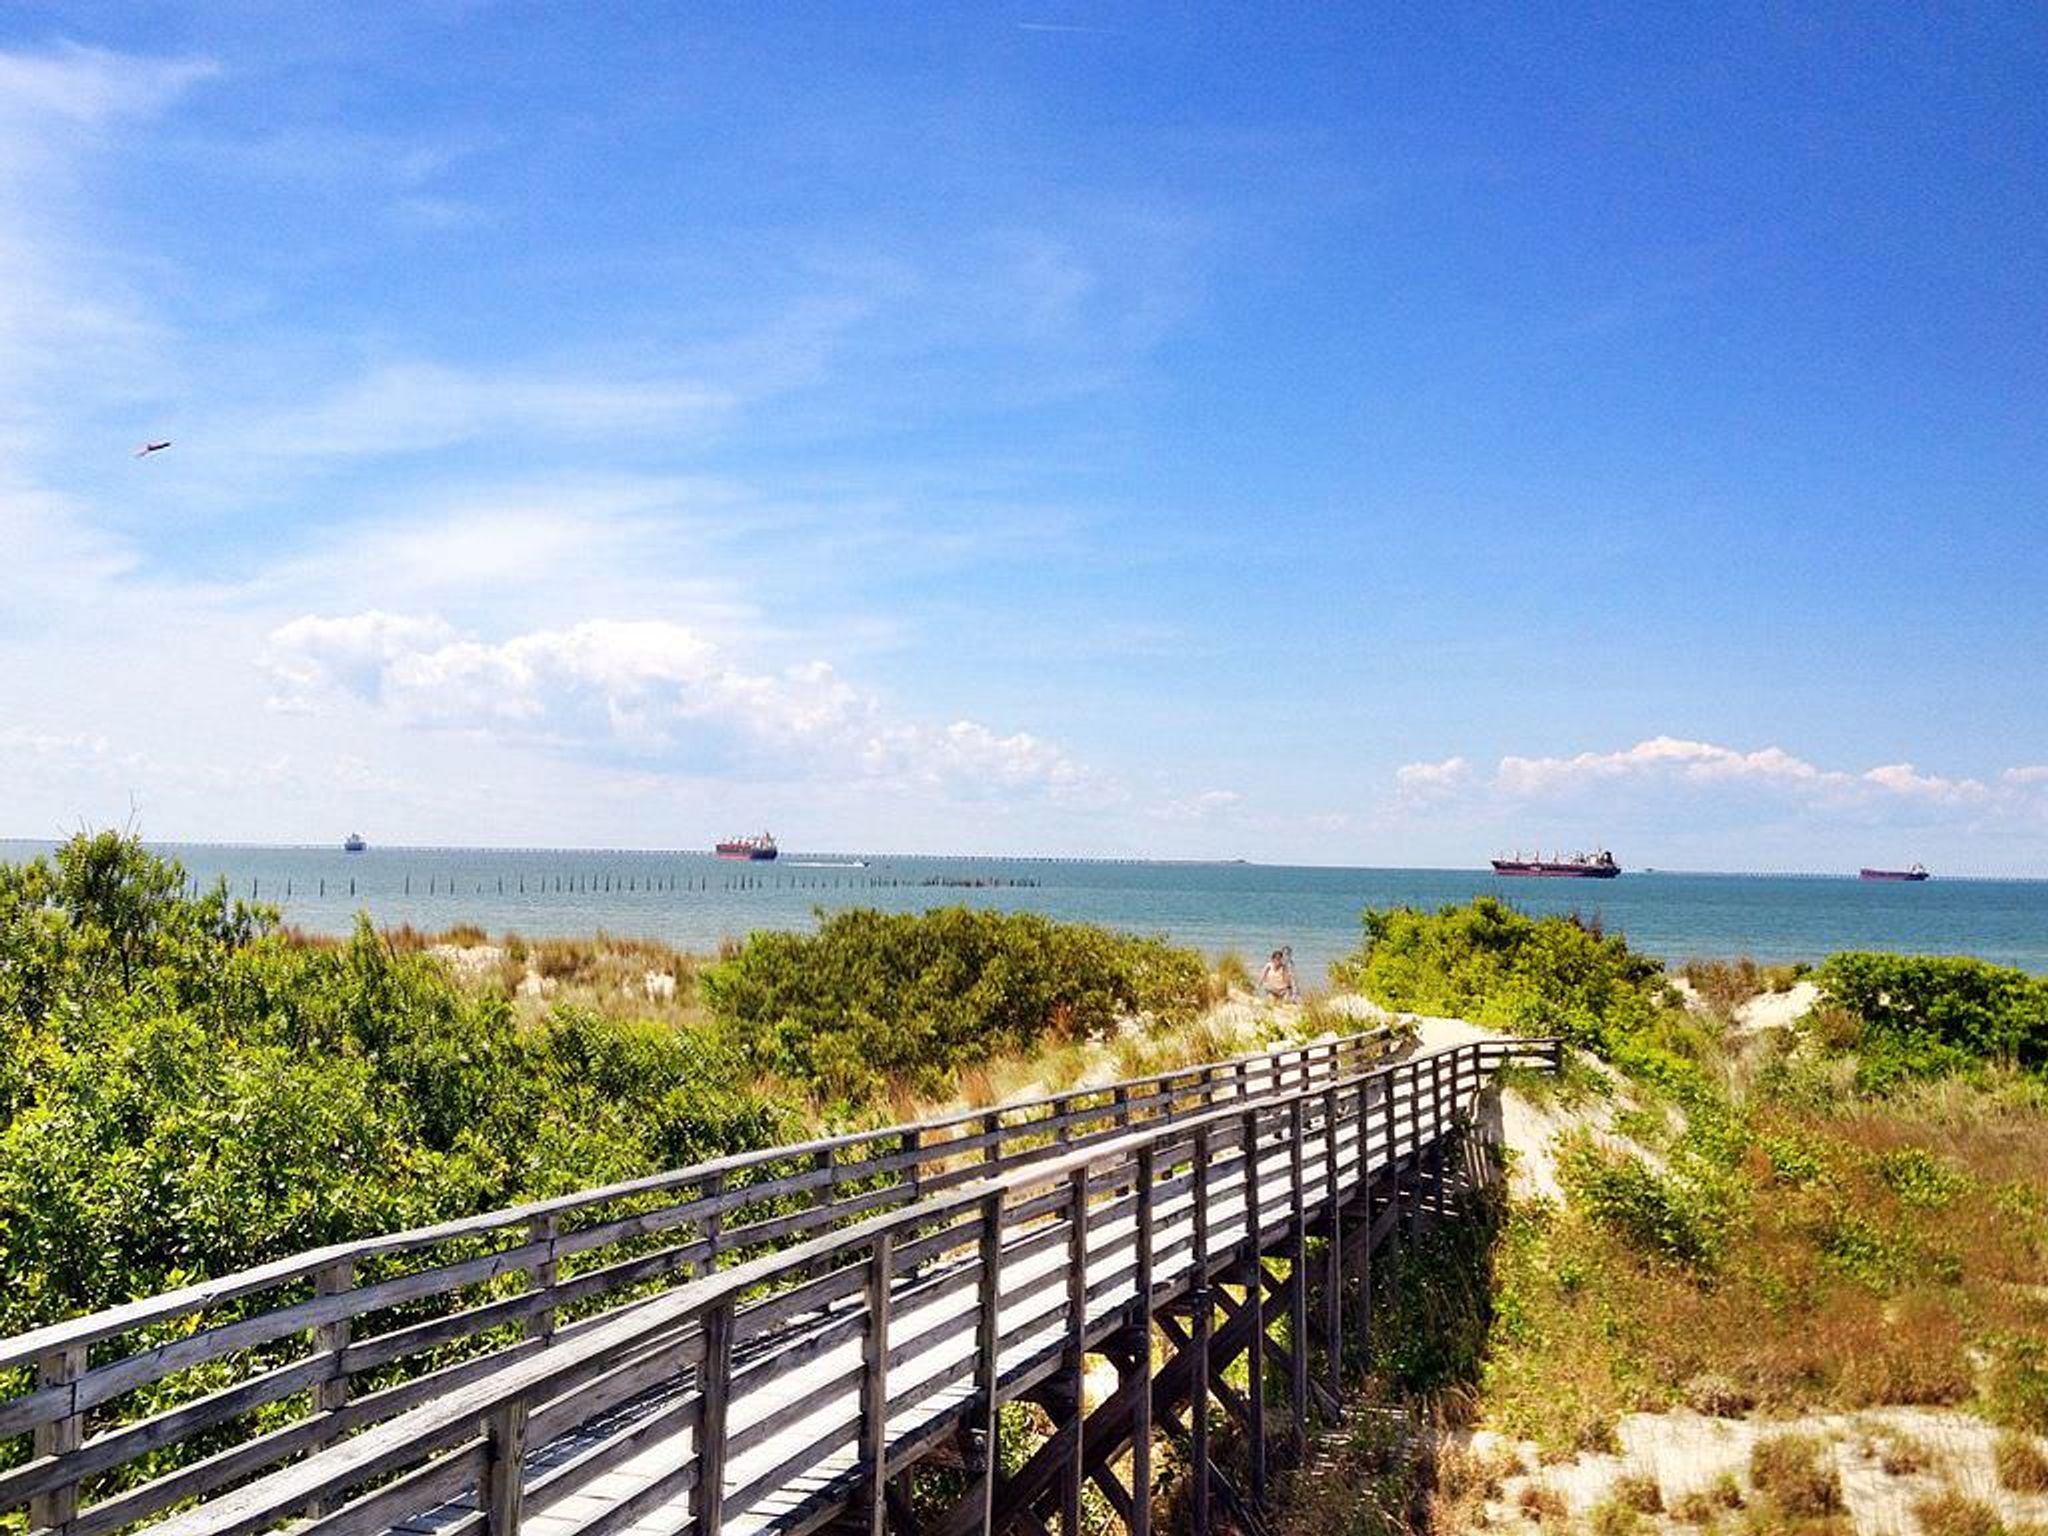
<box><xmin>6</xmin><ymin>840</ymin><xmax>2045</xmax><ymax>981</ymax></box>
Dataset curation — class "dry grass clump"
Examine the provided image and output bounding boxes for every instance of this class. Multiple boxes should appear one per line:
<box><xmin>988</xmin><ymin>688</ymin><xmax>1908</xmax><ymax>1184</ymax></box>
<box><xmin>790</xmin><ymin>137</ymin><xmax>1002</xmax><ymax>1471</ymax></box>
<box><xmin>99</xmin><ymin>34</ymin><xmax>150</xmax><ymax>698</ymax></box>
<box><xmin>1610</xmin><ymin>1470</ymin><xmax>1663</xmax><ymax>1512</ymax></box>
<box><xmin>1996</xmin><ymin>1431</ymin><xmax>2048</xmax><ymax>1492</ymax></box>
<box><xmin>1912</xmin><ymin>1489</ymin><xmax>2023</xmax><ymax>1536</ymax></box>
<box><xmin>1863</xmin><ymin>1421</ymin><xmax>1941</xmax><ymax>1476</ymax></box>
<box><xmin>1210</xmin><ymin>949</ymin><xmax>1253</xmax><ymax>1001</ymax></box>
<box><xmin>1750</xmin><ymin>1433</ymin><xmax>1844</xmax><ymax>1519</ymax></box>
<box><xmin>1668</xmin><ymin>1473</ymin><xmax>1745</xmax><ymax>1524</ymax></box>
<box><xmin>1680</xmin><ymin>957</ymin><xmax>1807</xmax><ymax>1014</ymax></box>
<box><xmin>1684</xmin><ymin>1372</ymin><xmax>1756</xmax><ymax>1417</ymax></box>
<box><xmin>1515</xmin><ymin>1481</ymin><xmax>1567</xmax><ymax>1522</ymax></box>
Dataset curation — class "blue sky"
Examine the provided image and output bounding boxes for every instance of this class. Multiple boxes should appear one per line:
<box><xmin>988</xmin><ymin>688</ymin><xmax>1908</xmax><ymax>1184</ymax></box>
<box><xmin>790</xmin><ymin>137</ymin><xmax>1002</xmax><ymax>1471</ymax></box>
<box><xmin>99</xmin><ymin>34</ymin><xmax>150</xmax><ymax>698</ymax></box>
<box><xmin>3</xmin><ymin>3</ymin><xmax>2045</xmax><ymax>869</ymax></box>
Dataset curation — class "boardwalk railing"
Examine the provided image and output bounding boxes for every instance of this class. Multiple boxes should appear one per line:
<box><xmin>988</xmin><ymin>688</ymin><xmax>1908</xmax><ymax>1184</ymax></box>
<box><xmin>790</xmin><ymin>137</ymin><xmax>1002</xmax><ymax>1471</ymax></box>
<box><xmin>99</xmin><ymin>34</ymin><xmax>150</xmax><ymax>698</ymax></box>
<box><xmin>6</xmin><ymin>1032</ymin><xmax>1559</xmax><ymax>1536</ymax></box>
<box><xmin>0</xmin><ymin>1032</ymin><xmax>1395</xmax><ymax>1536</ymax></box>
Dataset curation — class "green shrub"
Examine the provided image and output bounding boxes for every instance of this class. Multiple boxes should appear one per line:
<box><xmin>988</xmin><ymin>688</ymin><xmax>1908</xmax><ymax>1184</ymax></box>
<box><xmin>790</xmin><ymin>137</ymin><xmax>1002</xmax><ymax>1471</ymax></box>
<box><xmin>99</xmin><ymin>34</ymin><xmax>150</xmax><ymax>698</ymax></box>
<box><xmin>1332</xmin><ymin>897</ymin><xmax>1667</xmax><ymax>1054</ymax></box>
<box><xmin>0</xmin><ymin>833</ymin><xmax>791</xmax><ymax>1338</ymax></box>
<box><xmin>1876</xmin><ymin>1146</ymin><xmax>1969</xmax><ymax>1208</ymax></box>
<box><xmin>1557</xmin><ymin>1141</ymin><xmax>1726</xmax><ymax>1269</ymax></box>
<box><xmin>701</xmin><ymin>906</ymin><xmax>1210</xmax><ymax>1105</ymax></box>
<box><xmin>1815</xmin><ymin>953</ymin><xmax>2048</xmax><ymax>1088</ymax></box>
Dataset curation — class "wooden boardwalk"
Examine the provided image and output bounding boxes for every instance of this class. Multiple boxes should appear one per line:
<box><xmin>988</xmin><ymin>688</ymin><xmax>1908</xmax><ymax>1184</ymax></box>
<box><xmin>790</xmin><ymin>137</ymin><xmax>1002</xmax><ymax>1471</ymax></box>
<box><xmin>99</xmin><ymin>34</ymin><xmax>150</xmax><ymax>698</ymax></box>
<box><xmin>1</xmin><ymin>1031</ymin><xmax>1556</xmax><ymax>1536</ymax></box>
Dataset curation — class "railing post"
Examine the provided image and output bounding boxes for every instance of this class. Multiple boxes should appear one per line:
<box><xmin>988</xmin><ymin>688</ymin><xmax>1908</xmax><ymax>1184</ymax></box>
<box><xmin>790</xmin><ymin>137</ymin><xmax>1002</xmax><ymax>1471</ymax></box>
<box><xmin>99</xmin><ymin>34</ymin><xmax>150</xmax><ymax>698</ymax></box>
<box><xmin>694</xmin><ymin>1301</ymin><xmax>733</xmax><ymax>1536</ymax></box>
<box><xmin>903</xmin><ymin>1126</ymin><xmax>924</xmax><ymax>1207</ymax></box>
<box><xmin>983</xmin><ymin>1111</ymin><xmax>1002</xmax><ymax>1170</ymax></box>
<box><xmin>1321</xmin><ymin>1085</ymin><xmax>1342</xmax><ymax>1398</ymax></box>
<box><xmin>302</xmin><ymin>1256</ymin><xmax>357</xmax><ymax>1519</ymax></box>
<box><xmin>1064</xmin><ymin>1170</ymin><xmax>1089</xmax><ymax>1536</ymax></box>
<box><xmin>1389</xmin><ymin>1059</ymin><xmax>1413</xmax><ymax>1246</ymax></box>
<box><xmin>862</xmin><ymin>1233</ymin><xmax>894</xmax><ymax>1536</ymax></box>
<box><xmin>1286</xmin><ymin>1098</ymin><xmax>1308</xmax><ymax>1450</ymax></box>
<box><xmin>975</xmin><ymin>1191</ymin><xmax>1004</xmax><ymax>1536</ymax></box>
<box><xmin>1355</xmin><ymin>1075</ymin><xmax>1375</xmax><ymax>1363</ymax></box>
<box><xmin>1190</xmin><ymin>1126</ymin><xmax>1213</xmax><ymax>1536</ymax></box>
<box><xmin>29</xmin><ymin>1344</ymin><xmax>85</xmax><ymax>1532</ymax></box>
<box><xmin>1240</xmin><ymin>1107</ymin><xmax>1266</xmax><ymax>1503</ymax></box>
<box><xmin>1429</xmin><ymin>1051</ymin><xmax>1447</xmax><ymax>1221</ymax></box>
<box><xmin>1130</xmin><ymin>1146</ymin><xmax>1154</xmax><ymax>1536</ymax></box>
<box><xmin>523</xmin><ymin>1216</ymin><xmax>558</xmax><ymax>1343</ymax></box>
<box><xmin>482</xmin><ymin>1399</ymin><xmax>528</xmax><ymax>1536</ymax></box>
<box><xmin>703</xmin><ymin>1169</ymin><xmax>726</xmax><ymax>1261</ymax></box>
<box><xmin>314</xmin><ymin>1257</ymin><xmax>356</xmax><ymax>1406</ymax></box>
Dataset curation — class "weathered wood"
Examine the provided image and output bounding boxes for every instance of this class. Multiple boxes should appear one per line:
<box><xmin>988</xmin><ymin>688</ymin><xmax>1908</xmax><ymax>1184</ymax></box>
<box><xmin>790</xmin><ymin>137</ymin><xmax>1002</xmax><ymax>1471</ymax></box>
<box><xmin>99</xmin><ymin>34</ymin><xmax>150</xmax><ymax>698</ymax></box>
<box><xmin>481</xmin><ymin>1400</ymin><xmax>527</xmax><ymax>1536</ymax></box>
<box><xmin>1129</xmin><ymin>1144</ymin><xmax>1155</xmax><ymax>1536</ymax></box>
<box><xmin>1321</xmin><ymin>1087</ymin><xmax>1343</xmax><ymax>1400</ymax></box>
<box><xmin>29</xmin><ymin>1344</ymin><xmax>85</xmax><ymax>1532</ymax></box>
<box><xmin>1063</xmin><ymin>1171</ymin><xmax>1087</xmax><ymax>1536</ymax></box>
<box><xmin>6</xmin><ymin>1032</ymin><xmax>1555</xmax><ymax>1536</ymax></box>
<box><xmin>694</xmin><ymin>1303</ymin><xmax>733</xmax><ymax>1536</ymax></box>
<box><xmin>524</xmin><ymin>1216</ymin><xmax>559</xmax><ymax>1344</ymax></box>
<box><xmin>861</xmin><ymin>1233</ymin><xmax>892</xmax><ymax>1536</ymax></box>
<box><xmin>1286</xmin><ymin>1099</ymin><xmax>1309</xmax><ymax>1452</ymax></box>
<box><xmin>1189</xmin><ymin>1126</ymin><xmax>1213</xmax><ymax>1536</ymax></box>
<box><xmin>974</xmin><ymin>1192</ymin><xmax>1003</xmax><ymax>1536</ymax></box>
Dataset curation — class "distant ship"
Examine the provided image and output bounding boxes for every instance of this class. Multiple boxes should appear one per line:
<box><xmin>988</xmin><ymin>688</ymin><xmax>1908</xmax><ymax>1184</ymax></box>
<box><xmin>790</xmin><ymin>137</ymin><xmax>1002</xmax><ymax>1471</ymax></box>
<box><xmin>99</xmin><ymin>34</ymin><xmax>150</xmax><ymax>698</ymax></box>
<box><xmin>1491</xmin><ymin>850</ymin><xmax>1621</xmax><ymax>879</ymax></box>
<box><xmin>343</xmin><ymin>832</ymin><xmax>367</xmax><ymax>853</ymax></box>
<box><xmin>1860</xmin><ymin>863</ymin><xmax>1930</xmax><ymax>882</ymax></box>
<box><xmin>715</xmin><ymin>832</ymin><xmax>779</xmax><ymax>862</ymax></box>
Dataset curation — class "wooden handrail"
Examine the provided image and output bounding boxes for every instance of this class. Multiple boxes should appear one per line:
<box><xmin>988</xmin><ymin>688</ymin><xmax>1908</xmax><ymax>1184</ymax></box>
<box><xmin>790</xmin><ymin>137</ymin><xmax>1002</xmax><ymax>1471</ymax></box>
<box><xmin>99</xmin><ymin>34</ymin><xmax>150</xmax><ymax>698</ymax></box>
<box><xmin>118</xmin><ymin>1036</ymin><xmax>1559</xmax><ymax>1536</ymax></box>
<box><xmin>0</xmin><ymin>1028</ymin><xmax>1417</xmax><ymax>1536</ymax></box>
<box><xmin>0</xmin><ymin>1032</ymin><xmax>1383</xmax><ymax>1373</ymax></box>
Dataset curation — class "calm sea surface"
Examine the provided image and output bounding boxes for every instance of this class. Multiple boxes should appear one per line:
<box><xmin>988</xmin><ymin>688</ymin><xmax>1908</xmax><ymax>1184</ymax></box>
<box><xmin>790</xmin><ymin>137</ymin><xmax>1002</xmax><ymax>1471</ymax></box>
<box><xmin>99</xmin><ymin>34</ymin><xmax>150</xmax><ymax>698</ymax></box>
<box><xmin>7</xmin><ymin>840</ymin><xmax>2045</xmax><ymax>981</ymax></box>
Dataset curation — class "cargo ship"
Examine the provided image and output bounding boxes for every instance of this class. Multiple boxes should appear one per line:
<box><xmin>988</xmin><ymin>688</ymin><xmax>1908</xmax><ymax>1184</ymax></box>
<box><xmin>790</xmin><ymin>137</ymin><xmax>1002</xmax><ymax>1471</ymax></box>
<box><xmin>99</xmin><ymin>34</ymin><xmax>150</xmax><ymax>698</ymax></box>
<box><xmin>715</xmin><ymin>832</ymin><xmax>778</xmax><ymax>862</ymax></box>
<box><xmin>1859</xmin><ymin>864</ymin><xmax>1929</xmax><ymax>882</ymax></box>
<box><xmin>1490</xmin><ymin>850</ymin><xmax>1621</xmax><ymax>879</ymax></box>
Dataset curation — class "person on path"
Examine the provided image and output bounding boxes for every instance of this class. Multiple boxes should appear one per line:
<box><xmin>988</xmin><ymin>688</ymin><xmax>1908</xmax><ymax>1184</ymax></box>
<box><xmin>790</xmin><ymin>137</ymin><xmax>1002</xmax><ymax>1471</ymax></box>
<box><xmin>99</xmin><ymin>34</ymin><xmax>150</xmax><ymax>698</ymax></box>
<box><xmin>1259</xmin><ymin>948</ymin><xmax>1297</xmax><ymax>1004</ymax></box>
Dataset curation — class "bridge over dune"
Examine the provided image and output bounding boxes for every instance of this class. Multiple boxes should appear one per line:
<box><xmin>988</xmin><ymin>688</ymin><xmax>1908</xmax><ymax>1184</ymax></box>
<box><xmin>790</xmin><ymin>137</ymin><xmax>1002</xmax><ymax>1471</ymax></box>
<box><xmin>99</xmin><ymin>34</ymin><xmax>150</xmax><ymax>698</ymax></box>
<box><xmin>3</xmin><ymin>1030</ymin><xmax>1558</xmax><ymax>1536</ymax></box>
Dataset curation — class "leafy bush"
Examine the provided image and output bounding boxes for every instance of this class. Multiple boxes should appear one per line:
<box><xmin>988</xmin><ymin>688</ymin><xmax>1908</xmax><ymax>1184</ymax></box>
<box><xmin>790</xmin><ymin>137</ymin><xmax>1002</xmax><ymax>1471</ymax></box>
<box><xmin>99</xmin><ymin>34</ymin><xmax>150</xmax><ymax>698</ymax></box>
<box><xmin>1556</xmin><ymin>1140</ymin><xmax>1726</xmax><ymax>1269</ymax></box>
<box><xmin>701</xmin><ymin>906</ymin><xmax>1210</xmax><ymax>1105</ymax></box>
<box><xmin>0</xmin><ymin>834</ymin><xmax>788</xmax><ymax>1337</ymax></box>
<box><xmin>1331</xmin><ymin>897</ymin><xmax>1667</xmax><ymax>1054</ymax></box>
<box><xmin>1815</xmin><ymin>952</ymin><xmax>2048</xmax><ymax>1088</ymax></box>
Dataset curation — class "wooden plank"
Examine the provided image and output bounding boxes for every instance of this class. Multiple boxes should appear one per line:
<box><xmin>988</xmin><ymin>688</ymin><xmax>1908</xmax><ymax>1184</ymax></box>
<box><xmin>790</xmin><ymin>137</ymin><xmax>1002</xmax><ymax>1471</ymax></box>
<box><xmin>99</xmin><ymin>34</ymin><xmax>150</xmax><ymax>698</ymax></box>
<box><xmin>1063</xmin><ymin>1170</ymin><xmax>1087</xmax><ymax>1536</ymax></box>
<box><xmin>1129</xmin><ymin>1145</ymin><xmax>1154</xmax><ymax>1536</ymax></box>
<box><xmin>973</xmin><ymin>1193</ymin><xmax>1002</xmax><ymax>1536</ymax></box>
<box><xmin>300</xmin><ymin>1440</ymin><xmax>488</xmax><ymax>1536</ymax></box>
<box><xmin>861</xmin><ymin>1234</ymin><xmax>892</xmax><ymax>1536</ymax></box>
<box><xmin>28</xmin><ymin>1344</ymin><xmax>84</xmax><ymax>1531</ymax></box>
<box><xmin>693</xmin><ymin>1302</ymin><xmax>732</xmax><ymax>1536</ymax></box>
<box><xmin>482</xmin><ymin>1401</ymin><xmax>526</xmax><ymax>1536</ymax></box>
<box><xmin>36</xmin><ymin>1031</ymin><xmax>1514</xmax><ymax>1536</ymax></box>
<box><xmin>1189</xmin><ymin>1126</ymin><xmax>1213</xmax><ymax>1536</ymax></box>
<box><xmin>1286</xmin><ymin>1099</ymin><xmax>1308</xmax><ymax>1453</ymax></box>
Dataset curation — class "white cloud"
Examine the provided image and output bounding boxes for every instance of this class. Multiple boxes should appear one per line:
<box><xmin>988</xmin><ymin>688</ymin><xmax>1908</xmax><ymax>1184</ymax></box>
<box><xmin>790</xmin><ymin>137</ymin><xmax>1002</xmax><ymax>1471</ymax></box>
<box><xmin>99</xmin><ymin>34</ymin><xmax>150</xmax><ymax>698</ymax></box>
<box><xmin>1146</xmin><ymin>788</ymin><xmax>1242</xmax><ymax>822</ymax></box>
<box><xmin>233</xmin><ymin>362</ymin><xmax>736</xmax><ymax>461</ymax></box>
<box><xmin>1391</xmin><ymin>734</ymin><xmax>2041</xmax><ymax>838</ymax></box>
<box><xmin>1394</xmin><ymin>756</ymin><xmax>1472</xmax><ymax>800</ymax></box>
<box><xmin>1858</xmin><ymin>762</ymin><xmax>1988</xmax><ymax>804</ymax></box>
<box><xmin>261</xmin><ymin>612</ymin><xmax>1101</xmax><ymax>801</ymax></box>
<box><xmin>0</xmin><ymin>44</ymin><xmax>218</xmax><ymax>127</ymax></box>
<box><xmin>1494</xmin><ymin>736</ymin><xmax>1847</xmax><ymax>797</ymax></box>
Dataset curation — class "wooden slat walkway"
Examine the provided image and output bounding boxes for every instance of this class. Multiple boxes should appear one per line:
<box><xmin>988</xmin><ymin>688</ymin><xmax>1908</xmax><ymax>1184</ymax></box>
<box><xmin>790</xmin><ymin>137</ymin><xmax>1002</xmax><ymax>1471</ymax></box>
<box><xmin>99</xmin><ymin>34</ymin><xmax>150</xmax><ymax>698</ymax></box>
<box><xmin>5</xmin><ymin>1031</ymin><xmax>1558</xmax><ymax>1536</ymax></box>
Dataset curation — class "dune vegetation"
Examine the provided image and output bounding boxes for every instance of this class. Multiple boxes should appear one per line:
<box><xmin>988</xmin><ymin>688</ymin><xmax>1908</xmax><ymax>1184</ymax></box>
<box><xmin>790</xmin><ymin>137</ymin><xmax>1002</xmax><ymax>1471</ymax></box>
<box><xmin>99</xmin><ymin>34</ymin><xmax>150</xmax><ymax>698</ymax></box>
<box><xmin>1295</xmin><ymin>897</ymin><xmax>2048</xmax><ymax>1535</ymax></box>
<box><xmin>0</xmin><ymin>832</ymin><xmax>1219</xmax><ymax>1344</ymax></box>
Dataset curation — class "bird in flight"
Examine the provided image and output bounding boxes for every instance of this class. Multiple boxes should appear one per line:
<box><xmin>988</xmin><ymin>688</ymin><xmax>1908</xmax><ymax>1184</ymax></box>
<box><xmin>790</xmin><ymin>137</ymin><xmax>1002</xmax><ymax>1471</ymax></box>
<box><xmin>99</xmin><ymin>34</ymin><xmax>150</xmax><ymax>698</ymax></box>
<box><xmin>134</xmin><ymin>440</ymin><xmax>173</xmax><ymax>458</ymax></box>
